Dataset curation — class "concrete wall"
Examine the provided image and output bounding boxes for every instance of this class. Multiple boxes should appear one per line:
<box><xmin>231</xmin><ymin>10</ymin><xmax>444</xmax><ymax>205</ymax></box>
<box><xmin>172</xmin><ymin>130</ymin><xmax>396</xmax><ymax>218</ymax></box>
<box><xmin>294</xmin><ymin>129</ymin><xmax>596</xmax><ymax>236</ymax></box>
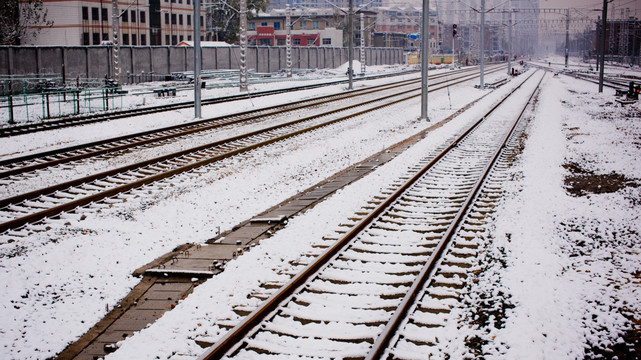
<box><xmin>0</xmin><ymin>45</ymin><xmax>404</xmax><ymax>84</ymax></box>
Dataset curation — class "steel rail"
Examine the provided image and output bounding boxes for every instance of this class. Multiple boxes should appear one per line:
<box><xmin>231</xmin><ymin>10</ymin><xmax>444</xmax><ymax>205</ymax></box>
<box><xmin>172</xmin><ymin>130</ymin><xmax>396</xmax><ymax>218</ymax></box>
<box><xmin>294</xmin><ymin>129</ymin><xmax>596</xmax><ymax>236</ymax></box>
<box><xmin>365</xmin><ymin>71</ymin><xmax>545</xmax><ymax>360</ymax></box>
<box><xmin>0</xmin><ymin>68</ymin><xmax>503</xmax><ymax>233</ymax></box>
<box><xmin>195</xmin><ymin>70</ymin><xmax>540</xmax><ymax>360</ymax></box>
<box><xmin>0</xmin><ymin>78</ymin><xmax>424</xmax><ymax>178</ymax></box>
<box><xmin>0</xmin><ymin>70</ymin><xmax>422</xmax><ymax>138</ymax></box>
<box><xmin>0</xmin><ymin>66</ymin><xmax>498</xmax><ymax>179</ymax></box>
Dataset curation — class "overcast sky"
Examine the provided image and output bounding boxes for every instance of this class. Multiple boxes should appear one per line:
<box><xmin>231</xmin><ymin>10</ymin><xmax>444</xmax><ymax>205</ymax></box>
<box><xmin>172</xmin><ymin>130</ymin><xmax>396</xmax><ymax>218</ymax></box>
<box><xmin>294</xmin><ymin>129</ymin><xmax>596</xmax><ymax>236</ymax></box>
<box><xmin>540</xmin><ymin>0</ymin><xmax>641</xmax><ymax>18</ymax></box>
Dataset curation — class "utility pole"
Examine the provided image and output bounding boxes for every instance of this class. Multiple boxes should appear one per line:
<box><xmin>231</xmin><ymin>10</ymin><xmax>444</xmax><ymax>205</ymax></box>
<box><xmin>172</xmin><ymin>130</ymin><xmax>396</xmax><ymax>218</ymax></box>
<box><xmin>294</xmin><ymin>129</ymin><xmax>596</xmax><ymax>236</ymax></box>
<box><xmin>480</xmin><ymin>0</ymin><xmax>485</xmax><ymax>88</ymax></box>
<box><xmin>419</xmin><ymin>0</ymin><xmax>429</xmax><ymax>121</ymax></box>
<box><xmin>360</xmin><ymin>11</ymin><xmax>366</xmax><ymax>74</ymax></box>
<box><xmin>598</xmin><ymin>0</ymin><xmax>607</xmax><ymax>93</ymax></box>
<box><xmin>596</xmin><ymin>16</ymin><xmax>600</xmax><ymax>72</ymax></box>
<box><xmin>565</xmin><ymin>8</ymin><xmax>570</xmax><ymax>68</ymax></box>
<box><xmin>111</xmin><ymin>0</ymin><xmax>121</xmax><ymax>83</ymax></box>
<box><xmin>239</xmin><ymin>0</ymin><xmax>248</xmax><ymax>91</ymax></box>
<box><xmin>286</xmin><ymin>5</ymin><xmax>292</xmax><ymax>77</ymax></box>
<box><xmin>194</xmin><ymin>0</ymin><xmax>202</xmax><ymax>118</ymax></box>
<box><xmin>348</xmin><ymin>0</ymin><xmax>354</xmax><ymax>90</ymax></box>
<box><xmin>507</xmin><ymin>2</ymin><xmax>512</xmax><ymax>76</ymax></box>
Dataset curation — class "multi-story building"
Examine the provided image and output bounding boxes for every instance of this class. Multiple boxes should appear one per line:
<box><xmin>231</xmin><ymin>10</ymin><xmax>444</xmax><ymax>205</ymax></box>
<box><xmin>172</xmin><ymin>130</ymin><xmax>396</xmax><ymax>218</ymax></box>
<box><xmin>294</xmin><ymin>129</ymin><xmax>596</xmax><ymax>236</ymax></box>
<box><xmin>374</xmin><ymin>6</ymin><xmax>439</xmax><ymax>51</ymax></box>
<box><xmin>25</xmin><ymin>0</ymin><xmax>205</xmax><ymax>46</ymax></box>
<box><xmin>247</xmin><ymin>8</ymin><xmax>376</xmax><ymax>47</ymax></box>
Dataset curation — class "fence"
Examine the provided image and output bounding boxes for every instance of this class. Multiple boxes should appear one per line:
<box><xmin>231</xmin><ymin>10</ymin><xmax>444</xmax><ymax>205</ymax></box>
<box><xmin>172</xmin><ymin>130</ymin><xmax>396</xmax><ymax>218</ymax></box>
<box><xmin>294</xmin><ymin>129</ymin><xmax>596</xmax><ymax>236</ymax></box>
<box><xmin>0</xmin><ymin>45</ymin><xmax>404</xmax><ymax>85</ymax></box>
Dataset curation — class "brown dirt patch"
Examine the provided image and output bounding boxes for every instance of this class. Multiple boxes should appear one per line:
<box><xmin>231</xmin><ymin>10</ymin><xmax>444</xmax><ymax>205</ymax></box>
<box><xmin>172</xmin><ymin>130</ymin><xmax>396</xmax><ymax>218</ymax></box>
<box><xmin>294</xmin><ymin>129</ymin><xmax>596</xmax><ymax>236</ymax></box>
<box><xmin>563</xmin><ymin>162</ymin><xmax>639</xmax><ymax>197</ymax></box>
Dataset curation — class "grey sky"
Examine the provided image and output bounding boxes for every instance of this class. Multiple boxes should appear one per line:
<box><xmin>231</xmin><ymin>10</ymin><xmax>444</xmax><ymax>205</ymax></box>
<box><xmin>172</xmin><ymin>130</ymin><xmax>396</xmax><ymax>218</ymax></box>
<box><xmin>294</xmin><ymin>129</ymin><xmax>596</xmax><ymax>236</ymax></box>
<box><xmin>540</xmin><ymin>0</ymin><xmax>641</xmax><ymax>18</ymax></box>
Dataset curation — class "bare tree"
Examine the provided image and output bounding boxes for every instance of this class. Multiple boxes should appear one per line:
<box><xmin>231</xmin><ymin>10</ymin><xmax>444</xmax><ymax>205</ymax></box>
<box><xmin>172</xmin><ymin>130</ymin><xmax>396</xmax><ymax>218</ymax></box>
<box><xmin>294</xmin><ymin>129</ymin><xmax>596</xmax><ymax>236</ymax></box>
<box><xmin>0</xmin><ymin>0</ymin><xmax>53</xmax><ymax>45</ymax></box>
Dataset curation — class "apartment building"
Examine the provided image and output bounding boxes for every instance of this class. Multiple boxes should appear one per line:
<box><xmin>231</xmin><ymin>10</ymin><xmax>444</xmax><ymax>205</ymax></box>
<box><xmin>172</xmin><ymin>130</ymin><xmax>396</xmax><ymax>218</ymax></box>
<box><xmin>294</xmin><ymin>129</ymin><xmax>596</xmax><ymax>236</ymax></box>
<box><xmin>26</xmin><ymin>0</ymin><xmax>205</xmax><ymax>46</ymax></box>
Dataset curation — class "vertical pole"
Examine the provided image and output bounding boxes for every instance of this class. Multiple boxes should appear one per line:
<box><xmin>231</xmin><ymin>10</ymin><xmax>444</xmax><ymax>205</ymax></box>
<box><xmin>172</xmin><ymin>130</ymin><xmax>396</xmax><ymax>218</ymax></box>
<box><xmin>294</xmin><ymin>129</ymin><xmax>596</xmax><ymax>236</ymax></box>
<box><xmin>480</xmin><ymin>0</ymin><xmax>485</xmax><ymax>89</ymax></box>
<box><xmin>508</xmin><ymin>4</ymin><xmax>512</xmax><ymax>75</ymax></box>
<box><xmin>596</xmin><ymin>17</ymin><xmax>600</xmax><ymax>72</ymax></box>
<box><xmin>348</xmin><ymin>0</ymin><xmax>354</xmax><ymax>90</ymax></box>
<box><xmin>565</xmin><ymin>8</ymin><xmax>570</xmax><ymax>68</ymax></box>
<box><xmin>112</xmin><ymin>0</ymin><xmax>121</xmax><ymax>83</ymax></box>
<box><xmin>239</xmin><ymin>0</ymin><xmax>248</xmax><ymax>91</ymax></box>
<box><xmin>194</xmin><ymin>0</ymin><xmax>202</xmax><ymax>118</ymax></box>
<box><xmin>599</xmin><ymin>0</ymin><xmax>607</xmax><ymax>93</ymax></box>
<box><xmin>419</xmin><ymin>0</ymin><xmax>429</xmax><ymax>121</ymax></box>
<box><xmin>286</xmin><ymin>5</ymin><xmax>292</xmax><ymax>77</ymax></box>
<box><xmin>8</xmin><ymin>81</ymin><xmax>14</xmax><ymax>124</ymax></box>
<box><xmin>360</xmin><ymin>12</ymin><xmax>365</xmax><ymax>74</ymax></box>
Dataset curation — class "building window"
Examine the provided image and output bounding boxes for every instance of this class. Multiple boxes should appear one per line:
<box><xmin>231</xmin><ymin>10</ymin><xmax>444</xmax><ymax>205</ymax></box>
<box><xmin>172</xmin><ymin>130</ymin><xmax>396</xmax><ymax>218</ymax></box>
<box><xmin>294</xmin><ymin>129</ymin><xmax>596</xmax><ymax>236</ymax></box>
<box><xmin>172</xmin><ymin>35</ymin><xmax>177</xmax><ymax>44</ymax></box>
<box><xmin>274</xmin><ymin>22</ymin><xmax>280</xmax><ymax>30</ymax></box>
<box><xmin>92</xmin><ymin>32</ymin><xmax>100</xmax><ymax>44</ymax></box>
<box><xmin>179</xmin><ymin>35</ymin><xmax>183</xmax><ymax>41</ymax></box>
<box><xmin>132</xmin><ymin>35</ymin><xmax>137</xmax><ymax>45</ymax></box>
<box><xmin>101</xmin><ymin>8</ymin><xmax>108</xmax><ymax>21</ymax></box>
<box><xmin>165</xmin><ymin>13</ymin><xmax>169</xmax><ymax>24</ymax></box>
<box><xmin>248</xmin><ymin>22</ymin><xmax>255</xmax><ymax>30</ymax></box>
<box><xmin>322</xmin><ymin>38</ymin><xmax>331</xmax><ymax>45</ymax></box>
<box><xmin>277</xmin><ymin>38</ymin><xmax>285</xmax><ymax>45</ymax></box>
<box><xmin>82</xmin><ymin>32</ymin><xmax>89</xmax><ymax>45</ymax></box>
<box><xmin>165</xmin><ymin>35</ymin><xmax>169</xmax><ymax>44</ymax></box>
<box><xmin>141</xmin><ymin>34</ymin><xmax>147</xmax><ymax>45</ymax></box>
<box><xmin>122</xmin><ymin>10</ymin><xmax>128</xmax><ymax>22</ymax></box>
<box><xmin>187</xmin><ymin>0</ymin><xmax>190</xmax><ymax>3</ymax></box>
<box><xmin>131</xmin><ymin>10</ymin><xmax>136</xmax><ymax>22</ymax></box>
<box><xmin>140</xmin><ymin>11</ymin><xmax>146</xmax><ymax>23</ymax></box>
<box><xmin>200</xmin><ymin>16</ymin><xmax>203</xmax><ymax>26</ymax></box>
<box><xmin>261</xmin><ymin>22</ymin><xmax>267</xmax><ymax>26</ymax></box>
<box><xmin>312</xmin><ymin>21</ymin><xmax>319</xmax><ymax>29</ymax></box>
<box><xmin>187</xmin><ymin>14</ymin><xmax>191</xmax><ymax>25</ymax></box>
<box><xmin>179</xmin><ymin>14</ymin><xmax>183</xmax><ymax>25</ymax></box>
<box><xmin>293</xmin><ymin>38</ymin><xmax>301</xmax><ymax>45</ymax></box>
<box><xmin>82</xmin><ymin>7</ymin><xmax>88</xmax><ymax>20</ymax></box>
<box><xmin>123</xmin><ymin>33</ymin><xmax>129</xmax><ymax>45</ymax></box>
<box><xmin>188</xmin><ymin>35</ymin><xmax>192</xmax><ymax>41</ymax></box>
<box><xmin>102</xmin><ymin>33</ymin><xmax>109</xmax><ymax>40</ymax></box>
<box><xmin>309</xmin><ymin>38</ymin><xmax>316</xmax><ymax>45</ymax></box>
<box><xmin>91</xmin><ymin>7</ymin><xmax>99</xmax><ymax>20</ymax></box>
<box><xmin>171</xmin><ymin>14</ymin><xmax>176</xmax><ymax>24</ymax></box>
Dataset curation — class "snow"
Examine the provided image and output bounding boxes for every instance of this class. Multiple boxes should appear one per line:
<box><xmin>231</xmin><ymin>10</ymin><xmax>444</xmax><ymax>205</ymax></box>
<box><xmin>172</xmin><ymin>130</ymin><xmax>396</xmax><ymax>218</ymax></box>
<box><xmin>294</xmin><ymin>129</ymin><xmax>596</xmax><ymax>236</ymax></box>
<box><xmin>1</xmin><ymin>59</ymin><xmax>640</xmax><ymax>359</ymax></box>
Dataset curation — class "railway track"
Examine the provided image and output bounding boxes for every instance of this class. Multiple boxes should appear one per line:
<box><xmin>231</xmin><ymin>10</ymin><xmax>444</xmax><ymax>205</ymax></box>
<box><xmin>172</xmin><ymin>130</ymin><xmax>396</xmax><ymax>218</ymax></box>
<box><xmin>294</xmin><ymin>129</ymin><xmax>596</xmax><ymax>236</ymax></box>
<box><xmin>0</xmin><ymin>67</ymin><xmax>487</xmax><ymax>180</ymax></box>
<box><xmin>195</xmin><ymin>70</ymin><xmax>544</xmax><ymax>360</ymax></box>
<box><xmin>0</xmin><ymin>65</ymin><xmax>505</xmax><ymax>234</ymax></box>
<box><xmin>531</xmin><ymin>63</ymin><xmax>631</xmax><ymax>90</ymax></box>
<box><xmin>0</xmin><ymin>71</ymin><xmax>420</xmax><ymax>138</ymax></box>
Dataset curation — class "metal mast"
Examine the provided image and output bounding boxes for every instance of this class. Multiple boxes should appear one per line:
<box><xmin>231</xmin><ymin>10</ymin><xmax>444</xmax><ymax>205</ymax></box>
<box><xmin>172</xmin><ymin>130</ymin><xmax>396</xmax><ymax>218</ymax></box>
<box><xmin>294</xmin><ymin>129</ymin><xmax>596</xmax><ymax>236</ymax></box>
<box><xmin>286</xmin><ymin>4</ymin><xmax>292</xmax><ymax>77</ymax></box>
<box><xmin>194</xmin><ymin>0</ymin><xmax>202</xmax><ymax>118</ymax></box>
<box><xmin>239</xmin><ymin>0</ymin><xmax>248</xmax><ymax>91</ymax></box>
<box><xmin>480</xmin><ymin>0</ymin><xmax>485</xmax><ymax>89</ymax></box>
<box><xmin>419</xmin><ymin>0</ymin><xmax>429</xmax><ymax>121</ymax></box>
<box><xmin>111</xmin><ymin>0</ymin><xmax>121</xmax><ymax>83</ymax></box>
<box><xmin>360</xmin><ymin>11</ymin><xmax>366</xmax><ymax>74</ymax></box>
<box><xmin>599</xmin><ymin>0</ymin><xmax>607</xmax><ymax>93</ymax></box>
<box><xmin>348</xmin><ymin>0</ymin><xmax>354</xmax><ymax>90</ymax></box>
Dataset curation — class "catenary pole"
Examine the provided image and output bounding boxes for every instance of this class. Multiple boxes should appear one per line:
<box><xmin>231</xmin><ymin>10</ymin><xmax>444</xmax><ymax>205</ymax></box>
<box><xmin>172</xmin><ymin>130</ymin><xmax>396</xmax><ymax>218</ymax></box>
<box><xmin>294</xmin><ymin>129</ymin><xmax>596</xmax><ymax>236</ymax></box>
<box><xmin>480</xmin><ymin>0</ymin><xmax>485</xmax><ymax>88</ymax></box>
<box><xmin>239</xmin><ymin>0</ymin><xmax>248</xmax><ymax>91</ymax></box>
<box><xmin>419</xmin><ymin>0</ymin><xmax>429</xmax><ymax>121</ymax></box>
<box><xmin>348</xmin><ymin>0</ymin><xmax>354</xmax><ymax>90</ymax></box>
<box><xmin>565</xmin><ymin>8</ymin><xmax>570</xmax><ymax>68</ymax></box>
<box><xmin>598</xmin><ymin>0</ymin><xmax>607</xmax><ymax>93</ymax></box>
<box><xmin>508</xmin><ymin>1</ymin><xmax>512</xmax><ymax>75</ymax></box>
<box><xmin>194</xmin><ymin>0</ymin><xmax>202</xmax><ymax>118</ymax></box>
<box><xmin>286</xmin><ymin>4</ymin><xmax>292</xmax><ymax>77</ymax></box>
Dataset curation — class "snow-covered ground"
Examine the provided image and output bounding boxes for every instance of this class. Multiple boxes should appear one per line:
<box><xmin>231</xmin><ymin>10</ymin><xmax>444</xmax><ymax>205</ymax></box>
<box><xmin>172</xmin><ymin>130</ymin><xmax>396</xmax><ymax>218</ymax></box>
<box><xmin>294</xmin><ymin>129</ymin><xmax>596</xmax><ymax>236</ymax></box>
<box><xmin>1</xmin><ymin>60</ymin><xmax>639</xmax><ymax>359</ymax></box>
